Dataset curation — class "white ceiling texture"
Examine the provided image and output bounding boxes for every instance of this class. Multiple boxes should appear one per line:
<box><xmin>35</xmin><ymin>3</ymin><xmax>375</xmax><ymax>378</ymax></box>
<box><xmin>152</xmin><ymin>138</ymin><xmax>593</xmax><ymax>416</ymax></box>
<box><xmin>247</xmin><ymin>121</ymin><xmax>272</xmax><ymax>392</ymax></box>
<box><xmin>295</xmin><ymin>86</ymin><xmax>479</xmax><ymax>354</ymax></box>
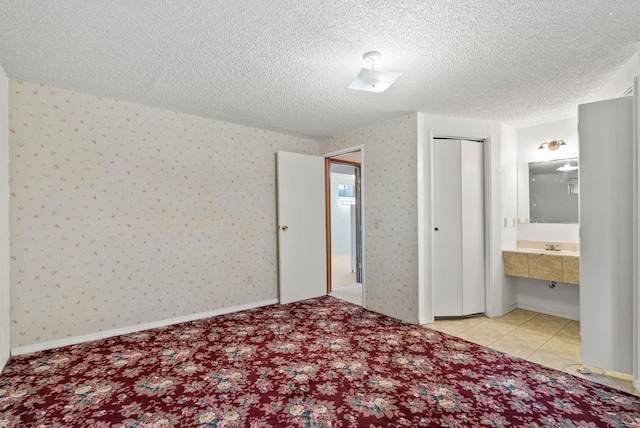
<box><xmin>0</xmin><ymin>1</ymin><xmax>639</xmax><ymax>140</ymax></box>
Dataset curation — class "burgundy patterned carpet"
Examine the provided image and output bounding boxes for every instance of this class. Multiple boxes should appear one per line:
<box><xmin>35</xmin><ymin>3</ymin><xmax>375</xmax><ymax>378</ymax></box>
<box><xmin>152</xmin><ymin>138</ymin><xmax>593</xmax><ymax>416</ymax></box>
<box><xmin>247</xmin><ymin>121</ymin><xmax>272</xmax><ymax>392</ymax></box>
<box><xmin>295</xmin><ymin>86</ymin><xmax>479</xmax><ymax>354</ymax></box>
<box><xmin>1</xmin><ymin>296</ymin><xmax>639</xmax><ymax>427</ymax></box>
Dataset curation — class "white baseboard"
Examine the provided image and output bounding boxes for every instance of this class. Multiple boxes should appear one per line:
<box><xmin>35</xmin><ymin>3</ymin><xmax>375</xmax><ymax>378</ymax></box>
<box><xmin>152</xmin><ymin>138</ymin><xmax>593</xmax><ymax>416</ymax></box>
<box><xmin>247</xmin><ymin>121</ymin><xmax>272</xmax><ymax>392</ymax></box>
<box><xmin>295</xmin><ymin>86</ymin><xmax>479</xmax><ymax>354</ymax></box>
<box><xmin>11</xmin><ymin>298</ymin><xmax>279</xmax><ymax>356</ymax></box>
<box><xmin>418</xmin><ymin>316</ymin><xmax>434</xmax><ymax>325</ymax></box>
<box><xmin>515</xmin><ymin>302</ymin><xmax>580</xmax><ymax>321</ymax></box>
<box><xmin>421</xmin><ymin>303</ymin><xmax>515</xmax><ymax>323</ymax></box>
<box><xmin>485</xmin><ymin>303</ymin><xmax>518</xmax><ymax>318</ymax></box>
<box><xmin>0</xmin><ymin>351</ymin><xmax>8</xmax><ymax>374</ymax></box>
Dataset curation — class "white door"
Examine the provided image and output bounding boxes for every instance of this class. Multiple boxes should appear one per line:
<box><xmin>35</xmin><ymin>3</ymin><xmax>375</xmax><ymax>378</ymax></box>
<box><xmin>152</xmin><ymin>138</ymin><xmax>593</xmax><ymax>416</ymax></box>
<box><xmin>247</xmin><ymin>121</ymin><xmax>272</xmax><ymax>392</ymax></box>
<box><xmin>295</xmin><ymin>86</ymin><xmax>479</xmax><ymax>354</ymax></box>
<box><xmin>433</xmin><ymin>139</ymin><xmax>485</xmax><ymax>317</ymax></box>
<box><xmin>433</xmin><ymin>140</ymin><xmax>463</xmax><ymax>315</ymax></box>
<box><xmin>277</xmin><ymin>151</ymin><xmax>327</xmax><ymax>304</ymax></box>
<box><xmin>579</xmin><ymin>96</ymin><xmax>634</xmax><ymax>374</ymax></box>
<box><xmin>461</xmin><ymin>140</ymin><xmax>485</xmax><ymax>315</ymax></box>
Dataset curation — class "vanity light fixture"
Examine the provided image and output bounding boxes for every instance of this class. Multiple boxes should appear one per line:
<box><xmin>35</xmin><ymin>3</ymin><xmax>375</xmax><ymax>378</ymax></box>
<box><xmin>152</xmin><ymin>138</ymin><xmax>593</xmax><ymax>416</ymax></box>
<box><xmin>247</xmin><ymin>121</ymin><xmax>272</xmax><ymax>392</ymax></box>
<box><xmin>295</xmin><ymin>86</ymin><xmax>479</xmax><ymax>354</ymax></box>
<box><xmin>556</xmin><ymin>163</ymin><xmax>579</xmax><ymax>172</ymax></box>
<box><xmin>348</xmin><ymin>51</ymin><xmax>402</xmax><ymax>93</ymax></box>
<box><xmin>538</xmin><ymin>140</ymin><xmax>567</xmax><ymax>151</ymax></box>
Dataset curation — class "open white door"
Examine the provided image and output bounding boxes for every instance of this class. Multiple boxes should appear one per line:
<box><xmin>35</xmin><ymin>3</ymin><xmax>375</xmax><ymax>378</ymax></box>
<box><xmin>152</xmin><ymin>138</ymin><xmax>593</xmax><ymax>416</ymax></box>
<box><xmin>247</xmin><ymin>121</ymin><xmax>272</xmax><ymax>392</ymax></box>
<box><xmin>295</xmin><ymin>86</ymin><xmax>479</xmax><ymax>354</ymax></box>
<box><xmin>580</xmin><ymin>96</ymin><xmax>634</xmax><ymax>374</ymax></box>
<box><xmin>277</xmin><ymin>151</ymin><xmax>327</xmax><ymax>304</ymax></box>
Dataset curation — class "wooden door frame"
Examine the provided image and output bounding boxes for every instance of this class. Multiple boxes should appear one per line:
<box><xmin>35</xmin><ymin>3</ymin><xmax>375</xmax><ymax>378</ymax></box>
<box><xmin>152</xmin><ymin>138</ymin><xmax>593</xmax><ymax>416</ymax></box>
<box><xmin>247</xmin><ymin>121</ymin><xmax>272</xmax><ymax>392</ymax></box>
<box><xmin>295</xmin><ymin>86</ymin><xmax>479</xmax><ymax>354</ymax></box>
<box><xmin>325</xmin><ymin>159</ymin><xmax>332</xmax><ymax>292</ymax></box>
<box><xmin>322</xmin><ymin>146</ymin><xmax>365</xmax><ymax>303</ymax></box>
<box><xmin>325</xmin><ymin>158</ymin><xmax>362</xmax><ymax>293</ymax></box>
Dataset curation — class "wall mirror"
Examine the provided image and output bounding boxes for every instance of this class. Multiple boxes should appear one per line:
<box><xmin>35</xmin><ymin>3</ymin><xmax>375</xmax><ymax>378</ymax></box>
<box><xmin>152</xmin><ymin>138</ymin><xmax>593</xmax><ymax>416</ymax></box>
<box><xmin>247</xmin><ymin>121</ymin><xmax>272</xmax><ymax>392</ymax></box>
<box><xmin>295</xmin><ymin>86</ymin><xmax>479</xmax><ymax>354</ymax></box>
<box><xmin>517</xmin><ymin>157</ymin><xmax>579</xmax><ymax>224</ymax></box>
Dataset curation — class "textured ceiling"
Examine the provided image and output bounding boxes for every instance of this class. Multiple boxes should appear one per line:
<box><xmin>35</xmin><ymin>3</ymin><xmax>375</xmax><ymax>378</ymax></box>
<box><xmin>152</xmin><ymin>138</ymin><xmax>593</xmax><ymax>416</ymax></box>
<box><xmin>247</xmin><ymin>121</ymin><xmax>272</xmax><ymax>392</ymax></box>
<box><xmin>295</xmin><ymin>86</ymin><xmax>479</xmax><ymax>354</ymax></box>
<box><xmin>0</xmin><ymin>1</ymin><xmax>639</xmax><ymax>140</ymax></box>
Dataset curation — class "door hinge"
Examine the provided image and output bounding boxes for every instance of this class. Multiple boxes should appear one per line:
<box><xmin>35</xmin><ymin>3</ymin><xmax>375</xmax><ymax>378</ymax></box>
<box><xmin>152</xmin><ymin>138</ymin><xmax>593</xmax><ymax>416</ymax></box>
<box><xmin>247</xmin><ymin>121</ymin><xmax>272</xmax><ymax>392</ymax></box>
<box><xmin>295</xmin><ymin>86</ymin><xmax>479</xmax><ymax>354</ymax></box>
<box><xmin>355</xmin><ymin>177</ymin><xmax>361</xmax><ymax>184</ymax></box>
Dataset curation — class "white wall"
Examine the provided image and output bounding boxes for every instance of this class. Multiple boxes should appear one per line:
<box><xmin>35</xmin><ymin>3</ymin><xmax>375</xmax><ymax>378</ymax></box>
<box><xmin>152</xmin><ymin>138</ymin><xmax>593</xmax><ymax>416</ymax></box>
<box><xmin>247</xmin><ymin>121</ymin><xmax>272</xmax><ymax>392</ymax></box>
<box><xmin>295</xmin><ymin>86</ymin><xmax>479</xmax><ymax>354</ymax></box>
<box><xmin>8</xmin><ymin>80</ymin><xmax>319</xmax><ymax>351</ymax></box>
<box><xmin>0</xmin><ymin>64</ymin><xmax>9</xmax><ymax>371</ymax></box>
<box><xmin>516</xmin><ymin>118</ymin><xmax>580</xmax><ymax>242</ymax></box>
<box><xmin>517</xmin><ymin>279</ymin><xmax>579</xmax><ymax>320</ymax></box>
<box><xmin>321</xmin><ymin>114</ymin><xmax>420</xmax><ymax>323</ymax></box>
<box><xmin>330</xmin><ymin>172</ymin><xmax>354</xmax><ymax>256</ymax></box>
<box><xmin>517</xmin><ymin>223</ymin><xmax>579</xmax><ymax>243</ymax></box>
<box><xmin>635</xmin><ymin>75</ymin><xmax>640</xmax><ymax>391</ymax></box>
<box><xmin>515</xmin><ymin>118</ymin><xmax>580</xmax><ymax>318</ymax></box>
<box><xmin>501</xmin><ymin>124</ymin><xmax>519</xmax><ymax>263</ymax></box>
<box><xmin>517</xmin><ymin>118</ymin><xmax>579</xmax><ymax>164</ymax></box>
<box><xmin>592</xmin><ymin>50</ymin><xmax>639</xmax><ymax>101</ymax></box>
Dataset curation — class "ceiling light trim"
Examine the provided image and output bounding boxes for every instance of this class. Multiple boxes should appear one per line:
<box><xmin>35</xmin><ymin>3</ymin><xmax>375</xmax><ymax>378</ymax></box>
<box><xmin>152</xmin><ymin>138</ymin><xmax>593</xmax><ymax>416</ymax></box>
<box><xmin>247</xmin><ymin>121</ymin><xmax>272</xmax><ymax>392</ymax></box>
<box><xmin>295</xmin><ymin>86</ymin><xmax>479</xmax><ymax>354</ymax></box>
<box><xmin>348</xmin><ymin>51</ymin><xmax>402</xmax><ymax>93</ymax></box>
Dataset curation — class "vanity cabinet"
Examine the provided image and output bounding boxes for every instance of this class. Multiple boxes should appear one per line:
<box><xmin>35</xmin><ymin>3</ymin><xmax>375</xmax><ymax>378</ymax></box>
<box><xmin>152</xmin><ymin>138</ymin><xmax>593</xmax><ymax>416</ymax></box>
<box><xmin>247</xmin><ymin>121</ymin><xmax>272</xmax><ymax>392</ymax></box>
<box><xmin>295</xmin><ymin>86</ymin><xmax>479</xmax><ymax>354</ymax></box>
<box><xmin>562</xmin><ymin>257</ymin><xmax>579</xmax><ymax>284</ymax></box>
<box><xmin>502</xmin><ymin>250</ymin><xmax>579</xmax><ymax>284</ymax></box>
<box><xmin>528</xmin><ymin>253</ymin><xmax>563</xmax><ymax>282</ymax></box>
<box><xmin>503</xmin><ymin>252</ymin><xmax>529</xmax><ymax>277</ymax></box>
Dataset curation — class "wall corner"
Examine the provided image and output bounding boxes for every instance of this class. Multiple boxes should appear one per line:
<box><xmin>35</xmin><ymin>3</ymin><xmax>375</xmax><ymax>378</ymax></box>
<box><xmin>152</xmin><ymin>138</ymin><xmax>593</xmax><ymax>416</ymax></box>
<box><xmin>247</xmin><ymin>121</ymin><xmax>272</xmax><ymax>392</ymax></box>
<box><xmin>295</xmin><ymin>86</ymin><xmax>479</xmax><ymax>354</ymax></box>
<box><xmin>0</xmin><ymin>65</ymin><xmax>10</xmax><ymax>372</ymax></box>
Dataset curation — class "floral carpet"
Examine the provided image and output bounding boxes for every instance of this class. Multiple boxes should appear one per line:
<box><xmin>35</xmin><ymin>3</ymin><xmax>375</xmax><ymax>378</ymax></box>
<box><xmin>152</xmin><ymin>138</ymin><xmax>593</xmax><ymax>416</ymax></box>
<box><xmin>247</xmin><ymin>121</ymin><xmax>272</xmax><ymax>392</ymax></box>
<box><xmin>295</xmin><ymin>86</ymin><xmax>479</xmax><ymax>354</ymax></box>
<box><xmin>1</xmin><ymin>296</ymin><xmax>639</xmax><ymax>427</ymax></box>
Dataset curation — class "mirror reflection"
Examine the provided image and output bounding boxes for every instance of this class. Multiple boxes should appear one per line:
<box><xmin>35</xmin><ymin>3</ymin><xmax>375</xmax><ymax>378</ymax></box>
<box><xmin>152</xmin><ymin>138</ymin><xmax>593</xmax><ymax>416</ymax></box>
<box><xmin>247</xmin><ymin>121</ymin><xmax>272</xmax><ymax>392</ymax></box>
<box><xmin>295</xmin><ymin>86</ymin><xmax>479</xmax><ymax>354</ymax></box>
<box><xmin>518</xmin><ymin>158</ymin><xmax>579</xmax><ymax>224</ymax></box>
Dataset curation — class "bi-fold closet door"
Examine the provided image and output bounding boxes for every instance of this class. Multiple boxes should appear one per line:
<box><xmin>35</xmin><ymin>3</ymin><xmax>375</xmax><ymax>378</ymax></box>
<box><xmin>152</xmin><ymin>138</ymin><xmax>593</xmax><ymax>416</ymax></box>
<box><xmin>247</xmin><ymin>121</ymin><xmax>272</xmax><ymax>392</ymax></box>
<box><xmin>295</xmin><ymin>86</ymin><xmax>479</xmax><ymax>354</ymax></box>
<box><xmin>433</xmin><ymin>138</ymin><xmax>485</xmax><ymax>317</ymax></box>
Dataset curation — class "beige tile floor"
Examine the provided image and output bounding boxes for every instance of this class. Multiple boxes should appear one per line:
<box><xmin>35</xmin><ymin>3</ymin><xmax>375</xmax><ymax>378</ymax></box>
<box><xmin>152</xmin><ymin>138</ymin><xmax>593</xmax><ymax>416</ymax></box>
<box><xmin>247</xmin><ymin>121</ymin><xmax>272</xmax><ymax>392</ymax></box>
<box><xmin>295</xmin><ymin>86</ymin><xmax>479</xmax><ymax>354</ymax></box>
<box><xmin>426</xmin><ymin>308</ymin><xmax>639</xmax><ymax>396</ymax></box>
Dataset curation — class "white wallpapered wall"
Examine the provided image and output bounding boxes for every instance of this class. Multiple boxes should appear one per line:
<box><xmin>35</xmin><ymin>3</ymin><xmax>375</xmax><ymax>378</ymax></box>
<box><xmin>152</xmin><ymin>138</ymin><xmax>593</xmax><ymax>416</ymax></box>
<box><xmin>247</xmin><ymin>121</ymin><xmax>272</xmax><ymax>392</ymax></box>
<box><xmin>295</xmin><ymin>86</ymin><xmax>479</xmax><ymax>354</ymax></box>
<box><xmin>0</xmin><ymin>65</ymin><xmax>10</xmax><ymax>369</ymax></box>
<box><xmin>8</xmin><ymin>79</ymin><xmax>318</xmax><ymax>348</ymax></box>
<box><xmin>320</xmin><ymin>114</ymin><xmax>419</xmax><ymax>324</ymax></box>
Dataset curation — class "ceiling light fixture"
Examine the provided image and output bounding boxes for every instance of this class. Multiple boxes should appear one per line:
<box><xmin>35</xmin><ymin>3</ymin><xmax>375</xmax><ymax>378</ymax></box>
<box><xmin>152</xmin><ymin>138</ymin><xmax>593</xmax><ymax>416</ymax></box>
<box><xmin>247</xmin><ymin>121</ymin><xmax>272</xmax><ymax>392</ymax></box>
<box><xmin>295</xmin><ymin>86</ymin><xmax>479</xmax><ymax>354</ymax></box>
<box><xmin>538</xmin><ymin>140</ymin><xmax>567</xmax><ymax>151</ymax></box>
<box><xmin>348</xmin><ymin>51</ymin><xmax>402</xmax><ymax>93</ymax></box>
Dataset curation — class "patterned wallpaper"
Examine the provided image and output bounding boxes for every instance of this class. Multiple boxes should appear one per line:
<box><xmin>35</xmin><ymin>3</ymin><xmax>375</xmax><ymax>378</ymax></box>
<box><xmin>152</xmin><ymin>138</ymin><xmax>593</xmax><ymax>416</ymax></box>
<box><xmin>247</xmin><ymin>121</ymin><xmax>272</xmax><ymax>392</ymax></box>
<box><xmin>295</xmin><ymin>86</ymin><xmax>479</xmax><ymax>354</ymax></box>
<box><xmin>320</xmin><ymin>114</ymin><xmax>420</xmax><ymax>324</ymax></box>
<box><xmin>0</xmin><ymin>65</ymin><xmax>9</xmax><ymax>368</ymax></box>
<box><xmin>8</xmin><ymin>80</ymin><xmax>318</xmax><ymax>348</ymax></box>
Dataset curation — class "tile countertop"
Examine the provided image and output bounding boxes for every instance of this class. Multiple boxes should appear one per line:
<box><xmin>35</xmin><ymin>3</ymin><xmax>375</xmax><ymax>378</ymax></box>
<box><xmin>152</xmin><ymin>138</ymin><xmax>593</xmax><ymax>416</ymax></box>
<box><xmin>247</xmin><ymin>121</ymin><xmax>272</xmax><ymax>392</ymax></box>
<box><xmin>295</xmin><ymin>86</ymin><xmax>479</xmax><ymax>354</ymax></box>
<box><xmin>503</xmin><ymin>240</ymin><xmax>580</xmax><ymax>258</ymax></box>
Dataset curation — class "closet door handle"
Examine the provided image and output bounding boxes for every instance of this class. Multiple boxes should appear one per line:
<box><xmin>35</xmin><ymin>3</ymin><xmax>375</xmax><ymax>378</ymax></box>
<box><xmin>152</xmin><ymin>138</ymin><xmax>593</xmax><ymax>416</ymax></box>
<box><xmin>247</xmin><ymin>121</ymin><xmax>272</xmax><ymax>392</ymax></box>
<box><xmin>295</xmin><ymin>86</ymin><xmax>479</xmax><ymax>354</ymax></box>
<box><xmin>434</xmin><ymin>227</ymin><xmax>439</xmax><ymax>231</ymax></box>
